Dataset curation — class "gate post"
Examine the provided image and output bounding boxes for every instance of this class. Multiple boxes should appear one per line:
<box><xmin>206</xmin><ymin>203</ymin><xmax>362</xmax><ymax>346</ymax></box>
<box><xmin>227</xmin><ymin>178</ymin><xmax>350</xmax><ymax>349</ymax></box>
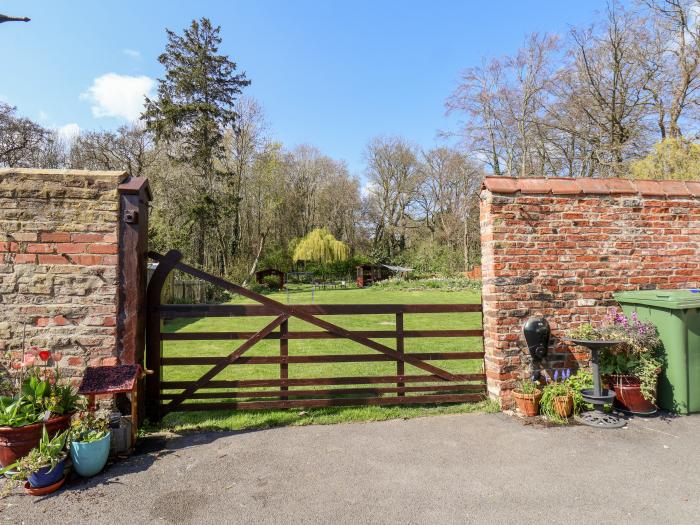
<box><xmin>117</xmin><ymin>176</ymin><xmax>151</xmax><ymax>421</ymax></box>
<box><xmin>145</xmin><ymin>250</ymin><xmax>182</xmax><ymax>421</ymax></box>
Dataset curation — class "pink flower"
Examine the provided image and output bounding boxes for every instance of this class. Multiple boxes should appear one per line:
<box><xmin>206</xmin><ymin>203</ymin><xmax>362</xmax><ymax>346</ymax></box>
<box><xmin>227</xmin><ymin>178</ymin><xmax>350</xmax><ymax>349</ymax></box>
<box><xmin>22</xmin><ymin>353</ymin><xmax>35</xmax><ymax>367</ymax></box>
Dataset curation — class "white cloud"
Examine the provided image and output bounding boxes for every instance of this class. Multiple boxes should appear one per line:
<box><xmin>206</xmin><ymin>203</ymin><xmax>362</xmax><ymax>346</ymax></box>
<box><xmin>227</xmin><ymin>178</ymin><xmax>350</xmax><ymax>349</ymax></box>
<box><xmin>57</xmin><ymin>123</ymin><xmax>80</xmax><ymax>142</ymax></box>
<box><xmin>81</xmin><ymin>73</ymin><xmax>154</xmax><ymax>122</ymax></box>
<box><xmin>123</xmin><ymin>48</ymin><xmax>142</xmax><ymax>60</ymax></box>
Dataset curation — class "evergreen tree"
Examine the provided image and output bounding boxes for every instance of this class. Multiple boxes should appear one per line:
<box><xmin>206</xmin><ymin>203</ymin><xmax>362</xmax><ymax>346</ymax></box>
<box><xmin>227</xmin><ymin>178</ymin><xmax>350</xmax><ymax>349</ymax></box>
<box><xmin>143</xmin><ymin>17</ymin><xmax>250</xmax><ymax>268</ymax></box>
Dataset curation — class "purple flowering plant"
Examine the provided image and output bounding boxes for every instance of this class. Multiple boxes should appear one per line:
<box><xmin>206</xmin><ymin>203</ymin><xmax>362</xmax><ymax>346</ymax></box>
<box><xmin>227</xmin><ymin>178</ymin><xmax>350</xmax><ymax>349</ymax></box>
<box><xmin>568</xmin><ymin>309</ymin><xmax>662</xmax><ymax>403</ymax></box>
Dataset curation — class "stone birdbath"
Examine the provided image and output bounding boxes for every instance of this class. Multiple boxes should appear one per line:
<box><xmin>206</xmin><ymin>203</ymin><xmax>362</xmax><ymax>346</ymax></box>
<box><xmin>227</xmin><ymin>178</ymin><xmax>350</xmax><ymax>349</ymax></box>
<box><xmin>564</xmin><ymin>338</ymin><xmax>626</xmax><ymax>429</ymax></box>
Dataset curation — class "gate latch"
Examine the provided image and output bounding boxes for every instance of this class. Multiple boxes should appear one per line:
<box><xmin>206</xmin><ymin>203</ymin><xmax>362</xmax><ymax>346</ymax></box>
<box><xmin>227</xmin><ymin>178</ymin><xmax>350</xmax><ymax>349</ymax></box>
<box><xmin>124</xmin><ymin>209</ymin><xmax>139</xmax><ymax>224</ymax></box>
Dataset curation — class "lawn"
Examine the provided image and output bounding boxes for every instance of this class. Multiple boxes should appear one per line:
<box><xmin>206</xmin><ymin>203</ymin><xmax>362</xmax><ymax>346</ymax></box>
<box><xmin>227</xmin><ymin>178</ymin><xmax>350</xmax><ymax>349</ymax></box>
<box><xmin>156</xmin><ymin>284</ymin><xmax>492</xmax><ymax>432</ymax></box>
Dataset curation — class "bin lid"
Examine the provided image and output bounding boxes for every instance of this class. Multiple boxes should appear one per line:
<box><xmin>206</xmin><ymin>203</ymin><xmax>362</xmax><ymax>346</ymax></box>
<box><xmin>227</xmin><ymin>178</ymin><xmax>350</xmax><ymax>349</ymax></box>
<box><xmin>614</xmin><ymin>289</ymin><xmax>700</xmax><ymax>309</ymax></box>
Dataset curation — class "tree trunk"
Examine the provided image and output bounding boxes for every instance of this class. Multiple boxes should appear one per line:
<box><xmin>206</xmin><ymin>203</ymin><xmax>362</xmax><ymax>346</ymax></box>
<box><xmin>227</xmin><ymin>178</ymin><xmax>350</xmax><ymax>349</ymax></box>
<box><xmin>242</xmin><ymin>232</ymin><xmax>267</xmax><ymax>287</ymax></box>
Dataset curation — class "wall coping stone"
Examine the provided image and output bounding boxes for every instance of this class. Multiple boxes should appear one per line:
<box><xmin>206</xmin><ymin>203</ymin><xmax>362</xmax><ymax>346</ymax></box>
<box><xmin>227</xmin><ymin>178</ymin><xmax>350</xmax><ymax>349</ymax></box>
<box><xmin>483</xmin><ymin>176</ymin><xmax>700</xmax><ymax>198</ymax></box>
<box><xmin>0</xmin><ymin>168</ymin><xmax>128</xmax><ymax>184</ymax></box>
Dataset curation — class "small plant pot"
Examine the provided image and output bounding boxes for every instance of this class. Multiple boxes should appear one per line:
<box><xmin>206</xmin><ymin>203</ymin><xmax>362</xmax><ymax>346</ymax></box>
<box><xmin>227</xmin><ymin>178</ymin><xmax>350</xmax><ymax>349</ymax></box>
<box><xmin>553</xmin><ymin>394</ymin><xmax>573</xmax><ymax>418</ymax></box>
<box><xmin>513</xmin><ymin>389</ymin><xmax>542</xmax><ymax>417</ymax></box>
<box><xmin>70</xmin><ymin>432</ymin><xmax>111</xmax><ymax>477</ymax></box>
<box><xmin>24</xmin><ymin>476</ymin><xmax>65</xmax><ymax>496</ymax></box>
<box><xmin>27</xmin><ymin>455</ymin><xmax>67</xmax><ymax>488</ymax></box>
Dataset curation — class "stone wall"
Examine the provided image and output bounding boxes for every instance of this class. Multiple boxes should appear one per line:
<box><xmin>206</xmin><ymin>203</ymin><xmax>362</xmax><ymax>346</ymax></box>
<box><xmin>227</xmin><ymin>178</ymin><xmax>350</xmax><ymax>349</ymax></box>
<box><xmin>0</xmin><ymin>168</ymin><xmax>129</xmax><ymax>382</ymax></box>
<box><xmin>480</xmin><ymin>176</ymin><xmax>700</xmax><ymax>405</ymax></box>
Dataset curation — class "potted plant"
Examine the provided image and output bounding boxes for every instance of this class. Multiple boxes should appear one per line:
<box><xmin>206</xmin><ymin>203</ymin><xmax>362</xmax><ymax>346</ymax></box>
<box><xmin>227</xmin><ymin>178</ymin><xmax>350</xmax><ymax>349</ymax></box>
<box><xmin>0</xmin><ymin>349</ymin><xmax>80</xmax><ymax>469</ymax></box>
<box><xmin>512</xmin><ymin>379</ymin><xmax>541</xmax><ymax>416</ymax></box>
<box><xmin>69</xmin><ymin>412</ymin><xmax>111</xmax><ymax>477</ymax></box>
<box><xmin>0</xmin><ymin>426</ymin><xmax>69</xmax><ymax>496</ymax></box>
<box><xmin>570</xmin><ymin>312</ymin><xmax>662</xmax><ymax>415</ymax></box>
<box><xmin>539</xmin><ymin>369</ymin><xmax>574</xmax><ymax>422</ymax></box>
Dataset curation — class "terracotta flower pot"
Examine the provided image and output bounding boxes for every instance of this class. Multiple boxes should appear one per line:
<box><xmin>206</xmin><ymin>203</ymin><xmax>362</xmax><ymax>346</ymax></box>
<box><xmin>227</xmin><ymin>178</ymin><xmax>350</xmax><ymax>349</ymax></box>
<box><xmin>0</xmin><ymin>414</ymin><xmax>72</xmax><ymax>469</ymax></box>
<box><xmin>607</xmin><ymin>375</ymin><xmax>657</xmax><ymax>415</ymax></box>
<box><xmin>553</xmin><ymin>394</ymin><xmax>573</xmax><ymax>418</ymax></box>
<box><xmin>513</xmin><ymin>389</ymin><xmax>542</xmax><ymax>417</ymax></box>
<box><xmin>24</xmin><ymin>476</ymin><xmax>65</xmax><ymax>496</ymax></box>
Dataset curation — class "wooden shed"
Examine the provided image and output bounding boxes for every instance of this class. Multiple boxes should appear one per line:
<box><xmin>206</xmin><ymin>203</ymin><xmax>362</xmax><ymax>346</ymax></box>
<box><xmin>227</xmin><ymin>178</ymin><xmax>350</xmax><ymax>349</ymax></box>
<box><xmin>356</xmin><ymin>264</ymin><xmax>412</xmax><ymax>287</ymax></box>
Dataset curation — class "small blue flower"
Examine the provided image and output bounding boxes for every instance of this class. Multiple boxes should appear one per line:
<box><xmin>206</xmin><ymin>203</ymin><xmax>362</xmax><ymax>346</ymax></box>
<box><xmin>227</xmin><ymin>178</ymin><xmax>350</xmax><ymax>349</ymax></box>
<box><xmin>553</xmin><ymin>369</ymin><xmax>559</xmax><ymax>382</ymax></box>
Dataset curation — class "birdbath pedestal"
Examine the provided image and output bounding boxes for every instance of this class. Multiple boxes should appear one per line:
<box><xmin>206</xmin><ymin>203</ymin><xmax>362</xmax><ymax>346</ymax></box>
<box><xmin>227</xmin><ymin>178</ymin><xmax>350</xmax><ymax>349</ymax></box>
<box><xmin>564</xmin><ymin>339</ymin><xmax>626</xmax><ymax>429</ymax></box>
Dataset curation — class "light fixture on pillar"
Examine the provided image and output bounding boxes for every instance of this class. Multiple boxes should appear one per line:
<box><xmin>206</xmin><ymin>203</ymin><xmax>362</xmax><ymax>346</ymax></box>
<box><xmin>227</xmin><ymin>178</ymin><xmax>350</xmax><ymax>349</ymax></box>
<box><xmin>0</xmin><ymin>14</ymin><xmax>30</xmax><ymax>24</ymax></box>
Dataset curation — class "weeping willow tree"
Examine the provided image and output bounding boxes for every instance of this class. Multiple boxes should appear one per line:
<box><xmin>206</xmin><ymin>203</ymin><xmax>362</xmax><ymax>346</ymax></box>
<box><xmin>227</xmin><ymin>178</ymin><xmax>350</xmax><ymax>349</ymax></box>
<box><xmin>629</xmin><ymin>138</ymin><xmax>700</xmax><ymax>180</ymax></box>
<box><xmin>292</xmin><ymin>228</ymin><xmax>349</xmax><ymax>264</ymax></box>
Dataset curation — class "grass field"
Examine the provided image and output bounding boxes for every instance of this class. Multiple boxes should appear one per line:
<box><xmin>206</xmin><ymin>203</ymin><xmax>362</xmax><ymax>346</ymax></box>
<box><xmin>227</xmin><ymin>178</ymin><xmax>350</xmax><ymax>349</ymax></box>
<box><xmin>156</xmin><ymin>285</ymin><xmax>493</xmax><ymax>432</ymax></box>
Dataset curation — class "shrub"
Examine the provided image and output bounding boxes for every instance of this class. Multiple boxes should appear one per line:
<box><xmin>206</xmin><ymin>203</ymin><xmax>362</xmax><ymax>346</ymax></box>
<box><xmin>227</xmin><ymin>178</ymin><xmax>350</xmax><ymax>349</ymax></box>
<box><xmin>262</xmin><ymin>274</ymin><xmax>282</xmax><ymax>291</ymax></box>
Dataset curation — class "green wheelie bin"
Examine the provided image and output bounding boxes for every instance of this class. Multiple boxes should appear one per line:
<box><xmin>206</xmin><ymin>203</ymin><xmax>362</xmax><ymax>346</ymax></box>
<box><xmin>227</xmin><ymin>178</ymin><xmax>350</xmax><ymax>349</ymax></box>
<box><xmin>614</xmin><ymin>289</ymin><xmax>700</xmax><ymax>414</ymax></box>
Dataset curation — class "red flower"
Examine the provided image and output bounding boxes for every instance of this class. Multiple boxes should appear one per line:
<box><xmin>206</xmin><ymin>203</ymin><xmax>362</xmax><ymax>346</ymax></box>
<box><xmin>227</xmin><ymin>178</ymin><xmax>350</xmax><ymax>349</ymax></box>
<box><xmin>38</xmin><ymin>350</ymin><xmax>51</xmax><ymax>362</ymax></box>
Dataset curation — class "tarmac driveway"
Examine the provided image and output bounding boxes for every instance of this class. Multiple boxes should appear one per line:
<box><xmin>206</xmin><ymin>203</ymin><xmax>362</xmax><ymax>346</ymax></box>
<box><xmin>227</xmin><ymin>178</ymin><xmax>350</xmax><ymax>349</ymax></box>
<box><xmin>2</xmin><ymin>412</ymin><xmax>699</xmax><ymax>524</ymax></box>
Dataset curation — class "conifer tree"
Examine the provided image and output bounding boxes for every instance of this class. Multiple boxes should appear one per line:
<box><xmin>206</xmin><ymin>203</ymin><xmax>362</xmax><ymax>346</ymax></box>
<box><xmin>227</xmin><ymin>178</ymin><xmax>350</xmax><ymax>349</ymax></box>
<box><xmin>143</xmin><ymin>17</ymin><xmax>250</xmax><ymax>267</ymax></box>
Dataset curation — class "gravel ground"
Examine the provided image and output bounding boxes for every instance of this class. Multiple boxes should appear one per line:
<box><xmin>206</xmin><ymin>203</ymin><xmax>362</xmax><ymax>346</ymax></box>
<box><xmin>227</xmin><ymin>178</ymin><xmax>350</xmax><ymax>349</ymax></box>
<box><xmin>2</xmin><ymin>412</ymin><xmax>699</xmax><ymax>524</ymax></box>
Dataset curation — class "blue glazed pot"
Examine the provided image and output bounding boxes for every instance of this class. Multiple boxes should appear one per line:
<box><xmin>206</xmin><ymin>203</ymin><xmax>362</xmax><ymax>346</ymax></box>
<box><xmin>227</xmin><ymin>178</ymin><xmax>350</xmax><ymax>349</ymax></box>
<box><xmin>70</xmin><ymin>432</ymin><xmax>111</xmax><ymax>477</ymax></box>
<box><xmin>27</xmin><ymin>455</ymin><xmax>66</xmax><ymax>488</ymax></box>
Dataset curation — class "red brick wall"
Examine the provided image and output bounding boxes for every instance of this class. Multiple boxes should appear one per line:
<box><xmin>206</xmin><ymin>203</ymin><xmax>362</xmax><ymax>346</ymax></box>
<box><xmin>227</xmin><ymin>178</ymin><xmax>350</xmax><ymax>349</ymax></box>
<box><xmin>0</xmin><ymin>169</ymin><xmax>127</xmax><ymax>384</ymax></box>
<box><xmin>480</xmin><ymin>177</ymin><xmax>700</xmax><ymax>405</ymax></box>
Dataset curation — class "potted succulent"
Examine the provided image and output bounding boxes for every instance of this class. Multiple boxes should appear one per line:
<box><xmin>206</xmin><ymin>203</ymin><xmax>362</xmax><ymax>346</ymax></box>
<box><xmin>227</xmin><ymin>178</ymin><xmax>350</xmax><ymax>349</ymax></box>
<box><xmin>0</xmin><ymin>426</ymin><xmax>69</xmax><ymax>496</ymax></box>
<box><xmin>570</xmin><ymin>311</ymin><xmax>662</xmax><ymax>415</ymax></box>
<box><xmin>512</xmin><ymin>379</ymin><xmax>542</xmax><ymax>416</ymax></box>
<box><xmin>69</xmin><ymin>412</ymin><xmax>111</xmax><ymax>477</ymax></box>
<box><xmin>0</xmin><ymin>349</ymin><xmax>80</xmax><ymax>469</ymax></box>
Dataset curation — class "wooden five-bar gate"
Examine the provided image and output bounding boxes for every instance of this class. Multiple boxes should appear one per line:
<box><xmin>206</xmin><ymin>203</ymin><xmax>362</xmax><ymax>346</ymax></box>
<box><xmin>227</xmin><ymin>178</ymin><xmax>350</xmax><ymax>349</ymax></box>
<box><xmin>145</xmin><ymin>250</ymin><xmax>486</xmax><ymax>421</ymax></box>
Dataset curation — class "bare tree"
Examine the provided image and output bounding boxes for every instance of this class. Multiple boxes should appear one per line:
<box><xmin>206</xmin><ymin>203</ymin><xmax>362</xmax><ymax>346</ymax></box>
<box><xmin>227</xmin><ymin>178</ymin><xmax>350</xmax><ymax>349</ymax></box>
<box><xmin>419</xmin><ymin>148</ymin><xmax>483</xmax><ymax>271</ymax></box>
<box><xmin>69</xmin><ymin>124</ymin><xmax>156</xmax><ymax>176</ymax></box>
<box><xmin>640</xmin><ymin>0</ymin><xmax>700</xmax><ymax>139</ymax></box>
<box><xmin>567</xmin><ymin>3</ymin><xmax>654</xmax><ymax>173</ymax></box>
<box><xmin>0</xmin><ymin>103</ymin><xmax>48</xmax><ymax>167</ymax></box>
<box><xmin>364</xmin><ymin>137</ymin><xmax>421</xmax><ymax>259</ymax></box>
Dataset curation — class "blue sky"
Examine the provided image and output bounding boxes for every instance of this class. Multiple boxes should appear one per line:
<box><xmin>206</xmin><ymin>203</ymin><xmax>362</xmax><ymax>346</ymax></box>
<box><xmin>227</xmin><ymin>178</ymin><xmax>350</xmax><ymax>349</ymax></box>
<box><xmin>1</xmin><ymin>1</ymin><xmax>608</xmax><ymax>176</ymax></box>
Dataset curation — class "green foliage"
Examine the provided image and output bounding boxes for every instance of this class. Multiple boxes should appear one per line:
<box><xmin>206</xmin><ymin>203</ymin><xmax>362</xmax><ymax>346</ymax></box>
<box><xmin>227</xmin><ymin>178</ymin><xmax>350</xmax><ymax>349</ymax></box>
<box><xmin>0</xmin><ymin>368</ymin><xmax>80</xmax><ymax>427</ymax></box>
<box><xmin>514</xmin><ymin>379</ymin><xmax>539</xmax><ymax>395</ymax></box>
<box><xmin>0</xmin><ymin>426</ymin><xmax>68</xmax><ymax>478</ymax></box>
<box><xmin>539</xmin><ymin>380</ymin><xmax>572</xmax><ymax>424</ymax></box>
<box><xmin>259</xmin><ymin>247</ymin><xmax>293</xmax><ymax>273</ymax></box>
<box><xmin>301</xmin><ymin>256</ymin><xmax>366</xmax><ymax>279</ymax></box>
<box><xmin>570</xmin><ymin>311</ymin><xmax>663</xmax><ymax>403</ymax></box>
<box><xmin>0</xmin><ymin>397</ymin><xmax>42</xmax><ymax>427</ymax></box>
<box><xmin>292</xmin><ymin>228</ymin><xmax>349</xmax><ymax>264</ymax></box>
<box><xmin>371</xmin><ymin>277</ymin><xmax>480</xmax><ymax>292</ymax></box>
<box><xmin>262</xmin><ymin>274</ymin><xmax>282</xmax><ymax>291</ymax></box>
<box><xmin>600</xmin><ymin>352</ymin><xmax>663</xmax><ymax>403</ymax></box>
<box><xmin>629</xmin><ymin>137</ymin><xmax>700</xmax><ymax>180</ymax></box>
<box><xmin>566</xmin><ymin>369</ymin><xmax>594</xmax><ymax>414</ymax></box>
<box><xmin>70</xmin><ymin>412</ymin><xmax>109</xmax><ymax>444</ymax></box>
<box><xmin>567</xmin><ymin>323</ymin><xmax>601</xmax><ymax>341</ymax></box>
<box><xmin>401</xmin><ymin>242</ymin><xmax>466</xmax><ymax>276</ymax></box>
<box><xmin>156</xmin><ymin>400</ymin><xmax>499</xmax><ymax>433</ymax></box>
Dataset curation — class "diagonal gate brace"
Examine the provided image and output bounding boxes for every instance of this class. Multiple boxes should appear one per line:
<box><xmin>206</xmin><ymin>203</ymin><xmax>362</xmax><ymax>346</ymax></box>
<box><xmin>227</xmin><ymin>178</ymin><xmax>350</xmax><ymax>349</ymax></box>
<box><xmin>150</xmin><ymin>251</ymin><xmax>459</xmax><ymax>383</ymax></box>
<box><xmin>164</xmin><ymin>314</ymin><xmax>289</xmax><ymax>414</ymax></box>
